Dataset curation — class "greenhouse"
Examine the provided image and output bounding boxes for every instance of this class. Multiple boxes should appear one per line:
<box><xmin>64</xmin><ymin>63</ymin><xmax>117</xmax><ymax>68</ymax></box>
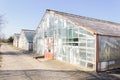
<box><xmin>19</xmin><ymin>29</ymin><xmax>35</xmax><ymax>51</ymax></box>
<box><xmin>34</xmin><ymin>9</ymin><xmax>120</xmax><ymax>71</ymax></box>
<box><xmin>13</xmin><ymin>33</ymin><xmax>20</xmax><ymax>47</ymax></box>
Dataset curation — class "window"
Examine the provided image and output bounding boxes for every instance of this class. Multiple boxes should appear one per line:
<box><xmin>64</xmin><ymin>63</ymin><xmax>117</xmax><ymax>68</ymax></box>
<box><xmin>80</xmin><ymin>61</ymin><xmax>86</xmax><ymax>67</ymax></box>
<box><xmin>87</xmin><ymin>63</ymin><xmax>93</xmax><ymax>69</ymax></box>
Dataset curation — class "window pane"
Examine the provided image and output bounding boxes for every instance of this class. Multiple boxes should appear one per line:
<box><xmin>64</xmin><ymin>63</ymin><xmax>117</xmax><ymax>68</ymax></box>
<box><xmin>68</xmin><ymin>29</ymin><xmax>73</xmax><ymax>38</ymax></box>
<box><xmin>87</xmin><ymin>63</ymin><xmax>93</xmax><ymax>69</ymax></box>
<box><xmin>80</xmin><ymin>61</ymin><xmax>86</xmax><ymax>67</ymax></box>
<box><xmin>79</xmin><ymin>43</ymin><xmax>86</xmax><ymax>47</ymax></box>
<box><xmin>73</xmin><ymin>28</ymin><xmax>78</xmax><ymax>37</ymax></box>
<box><xmin>87</xmin><ymin>39</ymin><xmax>95</xmax><ymax>48</ymax></box>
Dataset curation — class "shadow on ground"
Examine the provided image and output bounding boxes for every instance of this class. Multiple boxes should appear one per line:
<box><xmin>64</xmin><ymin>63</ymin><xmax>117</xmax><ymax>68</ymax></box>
<box><xmin>0</xmin><ymin>69</ymin><xmax>120</xmax><ymax>80</ymax></box>
<box><xmin>0</xmin><ymin>50</ymin><xmax>32</xmax><ymax>56</ymax></box>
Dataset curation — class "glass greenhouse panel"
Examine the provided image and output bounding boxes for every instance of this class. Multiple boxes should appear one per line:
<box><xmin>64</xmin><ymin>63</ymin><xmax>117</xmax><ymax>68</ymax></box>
<box><xmin>39</xmin><ymin>14</ymin><xmax>97</xmax><ymax>69</ymax></box>
<box><xmin>86</xmin><ymin>53</ymin><xmax>95</xmax><ymax>62</ymax></box>
<box><xmin>73</xmin><ymin>28</ymin><xmax>78</xmax><ymax>38</ymax></box>
<box><xmin>79</xmin><ymin>38</ymin><xmax>86</xmax><ymax>42</ymax></box>
<box><xmin>66</xmin><ymin>22</ymin><xmax>74</xmax><ymax>29</ymax></box>
<box><xmin>68</xmin><ymin>29</ymin><xmax>73</xmax><ymax>38</ymax></box>
<box><xmin>79</xmin><ymin>43</ymin><xmax>86</xmax><ymax>47</ymax></box>
<box><xmin>61</xmin><ymin>29</ymin><xmax>67</xmax><ymax>38</ymax></box>
<box><xmin>86</xmin><ymin>49</ymin><xmax>95</xmax><ymax>54</ymax></box>
<box><xmin>79</xmin><ymin>52</ymin><xmax>86</xmax><ymax>60</ymax></box>
<box><xmin>86</xmin><ymin>31</ymin><xmax>93</xmax><ymax>36</ymax></box>
<box><xmin>87</xmin><ymin>39</ymin><xmax>95</xmax><ymax>48</ymax></box>
<box><xmin>80</xmin><ymin>61</ymin><xmax>86</xmax><ymax>67</ymax></box>
<box><xmin>87</xmin><ymin>63</ymin><xmax>94</xmax><ymax>69</ymax></box>
<box><xmin>79</xmin><ymin>27</ymin><xmax>87</xmax><ymax>35</ymax></box>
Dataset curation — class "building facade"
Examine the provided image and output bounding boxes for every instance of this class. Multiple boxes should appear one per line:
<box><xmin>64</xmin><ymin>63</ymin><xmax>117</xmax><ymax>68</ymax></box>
<box><xmin>13</xmin><ymin>33</ymin><xmax>20</xmax><ymax>47</ymax></box>
<box><xmin>19</xmin><ymin>29</ymin><xmax>35</xmax><ymax>51</ymax></box>
<box><xmin>34</xmin><ymin>9</ymin><xmax>120</xmax><ymax>71</ymax></box>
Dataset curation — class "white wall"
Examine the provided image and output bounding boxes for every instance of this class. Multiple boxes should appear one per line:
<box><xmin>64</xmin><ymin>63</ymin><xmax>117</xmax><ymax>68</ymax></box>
<box><xmin>13</xmin><ymin>36</ymin><xmax>19</xmax><ymax>47</ymax></box>
<box><xmin>19</xmin><ymin>32</ymin><xmax>29</xmax><ymax>50</ymax></box>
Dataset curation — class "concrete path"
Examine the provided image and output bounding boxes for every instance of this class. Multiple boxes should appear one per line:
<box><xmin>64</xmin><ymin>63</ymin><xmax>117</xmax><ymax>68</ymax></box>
<box><xmin>0</xmin><ymin>44</ymin><xmax>120</xmax><ymax>80</ymax></box>
<box><xmin>0</xmin><ymin>43</ymin><xmax>77</xmax><ymax>70</ymax></box>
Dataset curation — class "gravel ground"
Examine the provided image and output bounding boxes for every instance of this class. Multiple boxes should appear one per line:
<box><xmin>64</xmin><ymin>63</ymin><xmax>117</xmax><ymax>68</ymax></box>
<box><xmin>0</xmin><ymin>43</ymin><xmax>120</xmax><ymax>80</ymax></box>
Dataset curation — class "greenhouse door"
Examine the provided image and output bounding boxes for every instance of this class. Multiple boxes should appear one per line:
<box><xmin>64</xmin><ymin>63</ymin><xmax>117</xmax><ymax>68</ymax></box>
<box><xmin>70</xmin><ymin>50</ymin><xmax>74</xmax><ymax>64</ymax></box>
<box><xmin>29</xmin><ymin>42</ymin><xmax>33</xmax><ymax>51</ymax></box>
<box><xmin>70</xmin><ymin>47</ymin><xmax>77</xmax><ymax>65</ymax></box>
<box><xmin>70</xmin><ymin>48</ymin><xmax>74</xmax><ymax>64</ymax></box>
<box><xmin>44</xmin><ymin>37</ymin><xmax>54</xmax><ymax>59</ymax></box>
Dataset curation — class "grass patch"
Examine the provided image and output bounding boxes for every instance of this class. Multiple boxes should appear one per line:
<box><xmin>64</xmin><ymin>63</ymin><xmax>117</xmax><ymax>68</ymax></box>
<box><xmin>7</xmin><ymin>42</ymin><xmax>13</xmax><ymax>46</ymax></box>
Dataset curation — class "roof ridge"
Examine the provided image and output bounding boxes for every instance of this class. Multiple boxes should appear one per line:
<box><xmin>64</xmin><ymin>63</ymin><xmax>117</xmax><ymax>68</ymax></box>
<box><xmin>46</xmin><ymin>9</ymin><xmax>120</xmax><ymax>37</ymax></box>
<box><xmin>47</xmin><ymin>9</ymin><xmax>120</xmax><ymax>26</ymax></box>
<box><xmin>22</xmin><ymin>29</ymin><xmax>35</xmax><ymax>31</ymax></box>
<box><xmin>14</xmin><ymin>33</ymin><xmax>20</xmax><ymax>35</ymax></box>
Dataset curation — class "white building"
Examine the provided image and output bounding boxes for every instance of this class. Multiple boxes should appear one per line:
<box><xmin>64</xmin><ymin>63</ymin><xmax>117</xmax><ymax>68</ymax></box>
<box><xmin>34</xmin><ymin>9</ymin><xmax>120</xmax><ymax>71</ymax></box>
<box><xmin>13</xmin><ymin>33</ymin><xmax>20</xmax><ymax>47</ymax></box>
<box><xmin>19</xmin><ymin>29</ymin><xmax>35</xmax><ymax>51</ymax></box>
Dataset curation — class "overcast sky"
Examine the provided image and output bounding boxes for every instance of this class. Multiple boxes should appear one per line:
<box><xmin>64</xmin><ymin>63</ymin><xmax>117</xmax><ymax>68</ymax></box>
<box><xmin>0</xmin><ymin>0</ymin><xmax>120</xmax><ymax>38</ymax></box>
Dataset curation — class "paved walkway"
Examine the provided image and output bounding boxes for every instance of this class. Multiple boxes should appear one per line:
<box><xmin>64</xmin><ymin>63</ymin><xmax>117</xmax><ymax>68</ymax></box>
<box><xmin>0</xmin><ymin>44</ymin><xmax>77</xmax><ymax>71</ymax></box>
<box><xmin>0</xmin><ymin>44</ymin><xmax>120</xmax><ymax>80</ymax></box>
